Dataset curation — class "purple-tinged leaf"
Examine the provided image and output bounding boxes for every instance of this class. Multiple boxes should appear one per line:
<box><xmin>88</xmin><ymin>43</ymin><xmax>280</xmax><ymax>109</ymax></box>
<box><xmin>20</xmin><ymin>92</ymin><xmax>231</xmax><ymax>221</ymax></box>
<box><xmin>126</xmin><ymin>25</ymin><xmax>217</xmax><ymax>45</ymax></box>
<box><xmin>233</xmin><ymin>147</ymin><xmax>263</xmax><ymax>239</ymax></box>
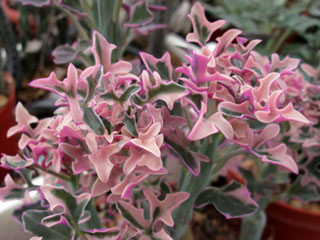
<box><xmin>91</xmin><ymin>31</ymin><xmax>131</xmax><ymax>74</ymax></box>
<box><xmin>195</xmin><ymin>181</ymin><xmax>258</xmax><ymax>219</ymax></box>
<box><xmin>143</xmin><ymin>188</ymin><xmax>190</xmax><ymax>227</ymax></box>
<box><xmin>41</xmin><ymin>185</ymin><xmax>91</xmax><ymax>226</ymax></box>
<box><xmin>88</xmin><ymin>143</ymin><xmax>120</xmax><ymax>182</ymax></box>
<box><xmin>11</xmin><ymin>0</ymin><xmax>51</xmax><ymax>7</ymax></box>
<box><xmin>255</xmin><ymin>90</ymin><xmax>310</xmax><ymax>124</ymax></box>
<box><xmin>65</xmin><ymin>64</ymin><xmax>83</xmax><ymax>124</ymax></box>
<box><xmin>57</xmin><ymin>0</ymin><xmax>87</xmax><ymax>15</ymax></box>
<box><xmin>84</xmin><ymin>228</ymin><xmax>120</xmax><ymax>239</ymax></box>
<box><xmin>140</xmin><ymin>52</ymin><xmax>173</xmax><ymax>80</ymax></box>
<box><xmin>0</xmin><ymin>174</ymin><xmax>23</xmax><ymax>201</ymax></box>
<box><xmin>28</xmin><ymin>72</ymin><xmax>64</xmax><ymax>96</ymax></box>
<box><xmin>254</xmin><ymin>144</ymin><xmax>299</xmax><ymax>174</ymax></box>
<box><xmin>188</xmin><ymin>102</ymin><xmax>233</xmax><ymax>140</ymax></box>
<box><xmin>214</xmin><ymin>29</ymin><xmax>242</xmax><ymax>57</ymax></box>
<box><xmin>131</xmin><ymin>122</ymin><xmax>163</xmax><ymax>157</ymax></box>
<box><xmin>117</xmin><ymin>200</ymin><xmax>150</xmax><ymax>230</ymax></box>
<box><xmin>52</xmin><ymin>41</ymin><xmax>91</xmax><ymax>64</ymax></box>
<box><xmin>7</xmin><ymin>102</ymin><xmax>38</xmax><ymax>137</ymax></box>
<box><xmin>186</xmin><ymin>2</ymin><xmax>226</xmax><ymax>46</ymax></box>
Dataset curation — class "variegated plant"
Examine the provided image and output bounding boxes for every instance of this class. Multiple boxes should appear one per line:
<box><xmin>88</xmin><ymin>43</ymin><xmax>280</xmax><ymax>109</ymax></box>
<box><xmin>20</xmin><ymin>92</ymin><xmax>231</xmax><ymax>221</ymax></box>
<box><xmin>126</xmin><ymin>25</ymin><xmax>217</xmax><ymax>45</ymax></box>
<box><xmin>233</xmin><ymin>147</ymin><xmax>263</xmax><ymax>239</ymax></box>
<box><xmin>0</xmin><ymin>2</ymin><xmax>316</xmax><ymax>240</ymax></box>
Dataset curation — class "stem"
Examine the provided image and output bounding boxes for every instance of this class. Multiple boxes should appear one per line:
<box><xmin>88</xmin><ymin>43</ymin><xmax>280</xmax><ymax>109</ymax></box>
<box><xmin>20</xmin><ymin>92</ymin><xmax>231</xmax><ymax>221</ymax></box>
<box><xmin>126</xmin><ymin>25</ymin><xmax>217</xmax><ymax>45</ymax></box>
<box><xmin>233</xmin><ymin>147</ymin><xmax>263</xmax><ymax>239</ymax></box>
<box><xmin>113</xmin><ymin>0</ymin><xmax>123</xmax><ymax>23</ymax></box>
<box><xmin>78</xmin><ymin>53</ymin><xmax>94</xmax><ymax>68</ymax></box>
<box><xmin>73</xmin><ymin>220</ymin><xmax>88</xmax><ymax>240</ymax></box>
<box><xmin>32</xmin><ymin>165</ymin><xmax>70</xmax><ymax>181</ymax></box>
<box><xmin>172</xmin><ymin>135</ymin><xmax>219</xmax><ymax>239</ymax></box>
<box><xmin>55</xmin><ymin>4</ymin><xmax>89</xmax><ymax>40</ymax></box>
<box><xmin>183</xmin><ymin>108</ymin><xmax>201</xmax><ymax>150</ymax></box>
<box><xmin>212</xmin><ymin>148</ymin><xmax>248</xmax><ymax>177</ymax></box>
<box><xmin>270</xmin><ymin>28</ymin><xmax>292</xmax><ymax>53</ymax></box>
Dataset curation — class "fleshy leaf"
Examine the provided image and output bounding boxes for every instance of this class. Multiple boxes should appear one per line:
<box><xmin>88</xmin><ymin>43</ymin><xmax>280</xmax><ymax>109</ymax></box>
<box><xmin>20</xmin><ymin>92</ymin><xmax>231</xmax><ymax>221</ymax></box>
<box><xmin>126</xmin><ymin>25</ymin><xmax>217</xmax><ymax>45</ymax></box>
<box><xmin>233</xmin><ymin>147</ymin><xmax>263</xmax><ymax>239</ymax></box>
<box><xmin>186</xmin><ymin>2</ymin><xmax>226</xmax><ymax>46</ymax></box>
<box><xmin>188</xmin><ymin>102</ymin><xmax>233</xmax><ymax>140</ymax></box>
<box><xmin>117</xmin><ymin>200</ymin><xmax>150</xmax><ymax>230</ymax></box>
<box><xmin>164</xmin><ymin>137</ymin><xmax>209</xmax><ymax>177</ymax></box>
<box><xmin>7</xmin><ymin>102</ymin><xmax>38</xmax><ymax>137</ymax></box>
<box><xmin>1</xmin><ymin>154</ymin><xmax>33</xmax><ymax>169</ymax></box>
<box><xmin>52</xmin><ymin>41</ymin><xmax>91</xmax><ymax>64</ymax></box>
<box><xmin>11</xmin><ymin>0</ymin><xmax>51</xmax><ymax>7</ymax></box>
<box><xmin>41</xmin><ymin>185</ymin><xmax>91</xmax><ymax>226</ymax></box>
<box><xmin>195</xmin><ymin>181</ymin><xmax>258</xmax><ymax>219</ymax></box>
<box><xmin>91</xmin><ymin>31</ymin><xmax>132</xmax><ymax>74</ymax></box>
<box><xmin>255</xmin><ymin>90</ymin><xmax>310</xmax><ymax>124</ymax></box>
<box><xmin>131</xmin><ymin>122</ymin><xmax>162</xmax><ymax>157</ymax></box>
<box><xmin>83</xmin><ymin>107</ymin><xmax>105</xmax><ymax>136</ymax></box>
<box><xmin>143</xmin><ymin>188</ymin><xmax>190</xmax><ymax>227</ymax></box>
<box><xmin>125</xmin><ymin>1</ymin><xmax>154</xmax><ymax>27</ymax></box>
<box><xmin>123</xmin><ymin>114</ymin><xmax>138</xmax><ymax>137</ymax></box>
<box><xmin>140</xmin><ymin>52</ymin><xmax>173</xmax><ymax>80</ymax></box>
<box><xmin>84</xmin><ymin>228</ymin><xmax>120</xmax><ymax>239</ymax></box>
<box><xmin>22</xmin><ymin>210</ymin><xmax>72</xmax><ymax>240</ymax></box>
<box><xmin>254</xmin><ymin>144</ymin><xmax>299</xmax><ymax>174</ymax></box>
<box><xmin>88</xmin><ymin>143</ymin><xmax>120</xmax><ymax>182</ymax></box>
<box><xmin>287</xmin><ymin>177</ymin><xmax>320</xmax><ymax>202</ymax></box>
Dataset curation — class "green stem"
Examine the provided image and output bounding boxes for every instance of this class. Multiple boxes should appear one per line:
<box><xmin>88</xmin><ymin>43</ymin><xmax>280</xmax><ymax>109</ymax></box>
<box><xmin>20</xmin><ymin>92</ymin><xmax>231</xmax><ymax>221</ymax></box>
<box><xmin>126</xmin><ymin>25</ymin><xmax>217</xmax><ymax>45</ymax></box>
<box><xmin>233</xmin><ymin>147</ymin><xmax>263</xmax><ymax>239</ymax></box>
<box><xmin>73</xmin><ymin>220</ymin><xmax>88</xmax><ymax>240</ymax></box>
<box><xmin>183</xmin><ymin>108</ymin><xmax>201</xmax><ymax>150</ymax></box>
<box><xmin>270</xmin><ymin>28</ymin><xmax>292</xmax><ymax>53</ymax></box>
<box><xmin>78</xmin><ymin>53</ymin><xmax>94</xmax><ymax>68</ymax></box>
<box><xmin>172</xmin><ymin>135</ymin><xmax>219</xmax><ymax>239</ymax></box>
<box><xmin>55</xmin><ymin>4</ymin><xmax>89</xmax><ymax>40</ymax></box>
<box><xmin>32</xmin><ymin>165</ymin><xmax>71</xmax><ymax>181</ymax></box>
<box><xmin>212</xmin><ymin>148</ymin><xmax>248</xmax><ymax>177</ymax></box>
<box><xmin>113</xmin><ymin>0</ymin><xmax>123</xmax><ymax>23</ymax></box>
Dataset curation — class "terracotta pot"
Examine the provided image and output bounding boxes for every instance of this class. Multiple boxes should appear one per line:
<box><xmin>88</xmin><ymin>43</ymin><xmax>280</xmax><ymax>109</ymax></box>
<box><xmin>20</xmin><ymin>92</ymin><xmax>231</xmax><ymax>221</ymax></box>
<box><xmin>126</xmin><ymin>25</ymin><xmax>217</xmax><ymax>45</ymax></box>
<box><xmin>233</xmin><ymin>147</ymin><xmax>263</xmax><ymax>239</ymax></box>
<box><xmin>0</xmin><ymin>73</ymin><xmax>18</xmax><ymax>182</ymax></box>
<box><xmin>1</xmin><ymin>0</ymin><xmax>35</xmax><ymax>29</ymax></box>
<box><xmin>266</xmin><ymin>201</ymin><xmax>320</xmax><ymax>240</ymax></box>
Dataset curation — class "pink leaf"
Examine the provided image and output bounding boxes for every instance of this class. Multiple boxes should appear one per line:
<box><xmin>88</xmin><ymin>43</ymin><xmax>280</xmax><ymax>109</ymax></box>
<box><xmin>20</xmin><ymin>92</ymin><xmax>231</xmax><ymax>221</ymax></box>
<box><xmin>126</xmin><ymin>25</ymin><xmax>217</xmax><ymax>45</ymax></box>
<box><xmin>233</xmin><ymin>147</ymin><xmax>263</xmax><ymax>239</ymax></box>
<box><xmin>143</xmin><ymin>188</ymin><xmax>190</xmax><ymax>227</ymax></box>
<box><xmin>186</xmin><ymin>2</ymin><xmax>226</xmax><ymax>46</ymax></box>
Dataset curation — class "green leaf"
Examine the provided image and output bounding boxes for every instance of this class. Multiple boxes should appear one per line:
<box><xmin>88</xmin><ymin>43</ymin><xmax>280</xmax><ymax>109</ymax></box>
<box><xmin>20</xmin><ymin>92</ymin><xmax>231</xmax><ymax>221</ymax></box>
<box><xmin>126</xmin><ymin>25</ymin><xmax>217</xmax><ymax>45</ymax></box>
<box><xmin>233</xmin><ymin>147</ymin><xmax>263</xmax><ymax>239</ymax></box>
<box><xmin>51</xmin><ymin>188</ymin><xmax>90</xmax><ymax>224</ymax></box>
<box><xmin>83</xmin><ymin>107</ymin><xmax>105</xmax><ymax>135</ymax></box>
<box><xmin>123</xmin><ymin>114</ymin><xmax>138</xmax><ymax>137</ymax></box>
<box><xmin>119</xmin><ymin>85</ymin><xmax>141</xmax><ymax>103</ymax></box>
<box><xmin>287</xmin><ymin>177</ymin><xmax>320</xmax><ymax>202</ymax></box>
<box><xmin>128</xmin><ymin>1</ymin><xmax>153</xmax><ymax>26</ymax></box>
<box><xmin>13</xmin><ymin>201</ymin><xmax>45</xmax><ymax>223</ymax></box>
<box><xmin>22</xmin><ymin>210</ymin><xmax>72</xmax><ymax>240</ymax></box>
<box><xmin>195</xmin><ymin>181</ymin><xmax>258</xmax><ymax>219</ymax></box>
<box><xmin>117</xmin><ymin>202</ymin><xmax>144</xmax><ymax>230</ymax></box>
<box><xmin>147</xmin><ymin>61</ymin><xmax>170</xmax><ymax>80</ymax></box>
<box><xmin>84</xmin><ymin>230</ymin><xmax>120</xmax><ymax>239</ymax></box>
<box><xmin>5</xmin><ymin>188</ymin><xmax>26</xmax><ymax>200</ymax></box>
<box><xmin>80</xmin><ymin>200</ymin><xmax>102</xmax><ymax>229</ymax></box>
<box><xmin>1</xmin><ymin>156</ymin><xmax>29</xmax><ymax>169</ymax></box>
<box><xmin>100</xmin><ymin>85</ymin><xmax>141</xmax><ymax>104</ymax></box>
<box><xmin>220</xmin><ymin>107</ymin><xmax>243</xmax><ymax>117</ymax></box>
<box><xmin>247</xmin><ymin>119</ymin><xmax>267</xmax><ymax>130</ymax></box>
<box><xmin>165</xmin><ymin>137</ymin><xmax>207</xmax><ymax>177</ymax></box>
<box><xmin>100</xmin><ymin>117</ymin><xmax>114</xmax><ymax>134</ymax></box>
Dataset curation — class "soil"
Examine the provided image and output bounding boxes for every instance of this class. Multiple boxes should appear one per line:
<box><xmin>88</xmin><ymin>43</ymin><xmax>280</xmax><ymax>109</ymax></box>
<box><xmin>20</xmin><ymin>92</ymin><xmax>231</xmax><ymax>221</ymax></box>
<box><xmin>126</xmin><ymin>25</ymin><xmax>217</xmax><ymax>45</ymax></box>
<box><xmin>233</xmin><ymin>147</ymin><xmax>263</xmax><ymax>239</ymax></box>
<box><xmin>191</xmin><ymin>206</ymin><xmax>239</xmax><ymax>240</ymax></box>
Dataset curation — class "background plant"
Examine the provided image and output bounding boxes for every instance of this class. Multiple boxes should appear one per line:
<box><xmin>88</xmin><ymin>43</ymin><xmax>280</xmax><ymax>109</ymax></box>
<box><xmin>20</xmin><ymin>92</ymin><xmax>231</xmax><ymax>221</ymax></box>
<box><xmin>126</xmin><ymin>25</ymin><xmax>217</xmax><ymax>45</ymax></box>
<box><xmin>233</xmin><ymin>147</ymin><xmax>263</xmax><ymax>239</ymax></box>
<box><xmin>204</xmin><ymin>0</ymin><xmax>320</xmax><ymax>65</ymax></box>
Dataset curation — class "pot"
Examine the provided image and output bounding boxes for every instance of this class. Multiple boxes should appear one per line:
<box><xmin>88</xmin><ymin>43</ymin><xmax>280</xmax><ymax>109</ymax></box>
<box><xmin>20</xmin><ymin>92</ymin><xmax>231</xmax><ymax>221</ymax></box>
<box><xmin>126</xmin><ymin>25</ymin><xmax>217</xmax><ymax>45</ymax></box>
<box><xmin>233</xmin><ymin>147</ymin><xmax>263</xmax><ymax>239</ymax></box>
<box><xmin>266</xmin><ymin>201</ymin><xmax>320</xmax><ymax>240</ymax></box>
<box><xmin>0</xmin><ymin>73</ymin><xmax>18</xmax><ymax>182</ymax></box>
